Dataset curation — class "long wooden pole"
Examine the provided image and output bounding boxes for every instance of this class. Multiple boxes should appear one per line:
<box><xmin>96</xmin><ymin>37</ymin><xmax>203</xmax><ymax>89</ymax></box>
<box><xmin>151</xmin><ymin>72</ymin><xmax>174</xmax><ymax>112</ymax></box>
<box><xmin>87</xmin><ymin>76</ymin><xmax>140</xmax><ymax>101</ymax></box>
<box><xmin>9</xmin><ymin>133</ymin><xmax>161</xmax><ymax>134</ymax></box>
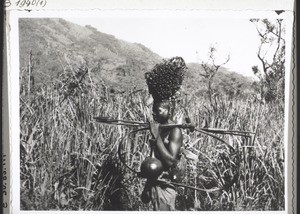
<box><xmin>93</xmin><ymin>117</ymin><xmax>254</xmax><ymax>136</ymax></box>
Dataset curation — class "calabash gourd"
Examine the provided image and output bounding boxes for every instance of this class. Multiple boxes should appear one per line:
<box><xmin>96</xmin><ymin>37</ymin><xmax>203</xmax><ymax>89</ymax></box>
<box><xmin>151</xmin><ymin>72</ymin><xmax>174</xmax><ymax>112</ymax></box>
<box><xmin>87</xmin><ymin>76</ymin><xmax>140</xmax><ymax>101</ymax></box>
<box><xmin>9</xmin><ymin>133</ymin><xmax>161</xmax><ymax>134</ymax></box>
<box><xmin>139</xmin><ymin>146</ymin><xmax>163</xmax><ymax>179</ymax></box>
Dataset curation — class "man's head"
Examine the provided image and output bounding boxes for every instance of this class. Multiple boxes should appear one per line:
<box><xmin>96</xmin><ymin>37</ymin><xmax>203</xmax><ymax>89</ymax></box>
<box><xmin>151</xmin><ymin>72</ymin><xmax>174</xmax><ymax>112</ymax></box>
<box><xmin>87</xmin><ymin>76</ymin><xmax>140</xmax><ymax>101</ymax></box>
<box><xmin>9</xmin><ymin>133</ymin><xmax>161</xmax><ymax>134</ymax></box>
<box><xmin>152</xmin><ymin>100</ymin><xmax>174</xmax><ymax>123</ymax></box>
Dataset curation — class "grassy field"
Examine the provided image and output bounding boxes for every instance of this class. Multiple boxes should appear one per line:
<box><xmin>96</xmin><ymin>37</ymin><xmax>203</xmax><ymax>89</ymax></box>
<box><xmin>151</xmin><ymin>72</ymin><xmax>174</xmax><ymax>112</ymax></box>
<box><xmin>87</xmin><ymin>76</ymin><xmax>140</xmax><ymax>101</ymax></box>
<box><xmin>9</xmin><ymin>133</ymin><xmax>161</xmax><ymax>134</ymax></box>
<box><xmin>19</xmin><ymin>62</ymin><xmax>285</xmax><ymax>211</ymax></box>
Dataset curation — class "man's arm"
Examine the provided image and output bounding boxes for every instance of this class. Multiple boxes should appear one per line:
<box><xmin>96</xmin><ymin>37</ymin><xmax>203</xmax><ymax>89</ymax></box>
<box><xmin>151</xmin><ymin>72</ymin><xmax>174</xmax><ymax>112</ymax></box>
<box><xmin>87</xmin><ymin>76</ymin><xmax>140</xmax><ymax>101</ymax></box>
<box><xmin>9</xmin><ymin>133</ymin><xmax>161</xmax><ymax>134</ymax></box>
<box><xmin>151</xmin><ymin>124</ymin><xmax>183</xmax><ymax>168</ymax></box>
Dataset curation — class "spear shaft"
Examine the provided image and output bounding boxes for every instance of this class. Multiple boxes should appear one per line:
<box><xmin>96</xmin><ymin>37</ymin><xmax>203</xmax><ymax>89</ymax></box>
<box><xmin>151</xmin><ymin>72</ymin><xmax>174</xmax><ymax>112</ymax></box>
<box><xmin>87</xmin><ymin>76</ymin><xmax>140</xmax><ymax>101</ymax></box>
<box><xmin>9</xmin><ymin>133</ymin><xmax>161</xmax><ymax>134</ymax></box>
<box><xmin>93</xmin><ymin>117</ymin><xmax>253</xmax><ymax>137</ymax></box>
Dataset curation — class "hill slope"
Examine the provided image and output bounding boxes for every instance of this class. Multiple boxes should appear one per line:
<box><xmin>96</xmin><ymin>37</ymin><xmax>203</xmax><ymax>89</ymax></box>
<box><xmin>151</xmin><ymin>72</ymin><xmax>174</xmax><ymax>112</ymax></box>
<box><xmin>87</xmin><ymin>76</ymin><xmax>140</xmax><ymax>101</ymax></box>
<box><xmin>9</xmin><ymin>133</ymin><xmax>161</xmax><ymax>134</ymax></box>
<box><xmin>19</xmin><ymin>18</ymin><xmax>162</xmax><ymax>89</ymax></box>
<box><xmin>19</xmin><ymin>18</ymin><xmax>256</xmax><ymax>96</ymax></box>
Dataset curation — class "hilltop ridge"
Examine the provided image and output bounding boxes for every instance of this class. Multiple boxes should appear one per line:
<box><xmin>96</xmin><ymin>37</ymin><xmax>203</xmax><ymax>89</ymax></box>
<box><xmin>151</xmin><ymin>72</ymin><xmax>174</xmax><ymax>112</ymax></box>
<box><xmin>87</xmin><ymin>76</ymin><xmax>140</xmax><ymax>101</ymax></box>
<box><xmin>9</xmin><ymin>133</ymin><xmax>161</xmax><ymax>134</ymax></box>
<box><xmin>19</xmin><ymin>18</ymin><xmax>256</xmax><ymax>97</ymax></box>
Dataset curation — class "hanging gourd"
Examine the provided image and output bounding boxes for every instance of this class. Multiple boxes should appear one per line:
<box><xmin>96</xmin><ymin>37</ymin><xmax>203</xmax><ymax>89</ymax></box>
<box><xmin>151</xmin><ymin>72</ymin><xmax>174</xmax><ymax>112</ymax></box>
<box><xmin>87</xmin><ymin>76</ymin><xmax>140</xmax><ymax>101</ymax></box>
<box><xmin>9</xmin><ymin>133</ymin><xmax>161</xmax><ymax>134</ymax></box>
<box><xmin>139</xmin><ymin>146</ymin><xmax>164</xmax><ymax>179</ymax></box>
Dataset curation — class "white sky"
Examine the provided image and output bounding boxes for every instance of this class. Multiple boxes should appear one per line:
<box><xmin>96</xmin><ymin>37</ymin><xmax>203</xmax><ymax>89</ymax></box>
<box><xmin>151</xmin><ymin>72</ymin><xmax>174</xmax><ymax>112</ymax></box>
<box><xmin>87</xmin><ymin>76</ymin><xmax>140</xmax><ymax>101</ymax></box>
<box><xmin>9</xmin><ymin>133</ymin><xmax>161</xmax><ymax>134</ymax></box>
<box><xmin>64</xmin><ymin>15</ymin><xmax>267</xmax><ymax>79</ymax></box>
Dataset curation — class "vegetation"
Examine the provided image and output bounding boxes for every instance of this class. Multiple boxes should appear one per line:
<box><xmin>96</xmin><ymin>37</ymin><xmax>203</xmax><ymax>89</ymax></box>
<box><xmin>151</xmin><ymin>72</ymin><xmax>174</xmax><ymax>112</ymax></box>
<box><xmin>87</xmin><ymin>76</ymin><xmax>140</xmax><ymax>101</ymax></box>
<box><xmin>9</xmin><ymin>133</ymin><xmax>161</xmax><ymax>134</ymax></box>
<box><xmin>19</xmin><ymin>18</ymin><xmax>285</xmax><ymax>211</ymax></box>
<box><xmin>250</xmin><ymin>19</ymin><xmax>285</xmax><ymax>103</ymax></box>
<box><xmin>19</xmin><ymin>18</ymin><xmax>256</xmax><ymax>96</ymax></box>
<box><xmin>20</xmin><ymin>56</ymin><xmax>284</xmax><ymax>211</ymax></box>
<box><xmin>198</xmin><ymin>45</ymin><xmax>230</xmax><ymax>108</ymax></box>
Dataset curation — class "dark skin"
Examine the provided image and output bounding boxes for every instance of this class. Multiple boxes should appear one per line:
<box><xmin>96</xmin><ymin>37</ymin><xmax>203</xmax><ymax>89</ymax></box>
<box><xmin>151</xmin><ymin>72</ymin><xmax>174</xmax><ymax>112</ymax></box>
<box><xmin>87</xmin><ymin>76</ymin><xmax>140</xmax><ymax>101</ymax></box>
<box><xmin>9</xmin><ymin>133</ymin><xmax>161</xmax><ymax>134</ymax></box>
<box><xmin>150</xmin><ymin>101</ymin><xmax>183</xmax><ymax>168</ymax></box>
<box><xmin>150</xmin><ymin>124</ymin><xmax>182</xmax><ymax>168</ymax></box>
<box><xmin>141</xmin><ymin>101</ymin><xmax>183</xmax><ymax>207</ymax></box>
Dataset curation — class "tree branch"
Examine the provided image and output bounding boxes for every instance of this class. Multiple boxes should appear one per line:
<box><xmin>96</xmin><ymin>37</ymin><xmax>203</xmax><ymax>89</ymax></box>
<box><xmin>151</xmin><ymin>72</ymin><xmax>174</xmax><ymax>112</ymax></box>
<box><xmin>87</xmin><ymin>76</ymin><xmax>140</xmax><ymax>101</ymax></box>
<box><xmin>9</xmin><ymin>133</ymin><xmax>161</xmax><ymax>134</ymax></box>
<box><xmin>272</xmin><ymin>20</ymin><xmax>283</xmax><ymax>63</ymax></box>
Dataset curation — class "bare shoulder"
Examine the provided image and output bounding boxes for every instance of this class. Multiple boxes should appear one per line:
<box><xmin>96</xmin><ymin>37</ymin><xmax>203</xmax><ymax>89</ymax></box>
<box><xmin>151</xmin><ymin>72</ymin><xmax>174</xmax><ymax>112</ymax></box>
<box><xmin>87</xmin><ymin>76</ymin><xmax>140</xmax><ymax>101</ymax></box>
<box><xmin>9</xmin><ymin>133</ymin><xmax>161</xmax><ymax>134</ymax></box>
<box><xmin>169</xmin><ymin>127</ymin><xmax>183</xmax><ymax>143</ymax></box>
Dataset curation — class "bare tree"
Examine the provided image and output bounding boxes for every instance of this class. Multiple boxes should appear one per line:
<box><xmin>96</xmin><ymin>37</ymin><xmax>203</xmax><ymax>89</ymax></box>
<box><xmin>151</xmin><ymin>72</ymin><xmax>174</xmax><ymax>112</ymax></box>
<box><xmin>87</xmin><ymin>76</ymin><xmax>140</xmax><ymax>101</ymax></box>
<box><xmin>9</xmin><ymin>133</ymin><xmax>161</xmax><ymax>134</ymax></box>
<box><xmin>250</xmin><ymin>19</ymin><xmax>285</xmax><ymax>102</ymax></box>
<box><xmin>199</xmin><ymin>45</ymin><xmax>230</xmax><ymax>107</ymax></box>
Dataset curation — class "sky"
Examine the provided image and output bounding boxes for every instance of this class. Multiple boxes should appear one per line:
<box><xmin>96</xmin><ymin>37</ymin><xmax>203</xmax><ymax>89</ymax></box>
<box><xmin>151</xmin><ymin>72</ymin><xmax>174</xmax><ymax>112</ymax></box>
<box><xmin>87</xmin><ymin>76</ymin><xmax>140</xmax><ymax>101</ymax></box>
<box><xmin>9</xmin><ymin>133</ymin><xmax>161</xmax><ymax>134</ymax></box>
<box><xmin>65</xmin><ymin>15</ymin><xmax>264</xmax><ymax>79</ymax></box>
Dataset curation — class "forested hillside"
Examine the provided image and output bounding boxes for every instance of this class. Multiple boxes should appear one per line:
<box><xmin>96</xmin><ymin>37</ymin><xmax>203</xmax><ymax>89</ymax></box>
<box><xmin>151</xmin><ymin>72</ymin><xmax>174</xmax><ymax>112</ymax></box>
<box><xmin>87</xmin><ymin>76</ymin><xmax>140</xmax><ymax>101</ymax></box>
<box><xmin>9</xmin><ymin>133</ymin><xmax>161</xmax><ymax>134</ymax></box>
<box><xmin>19</xmin><ymin>18</ymin><xmax>256</xmax><ymax>97</ymax></box>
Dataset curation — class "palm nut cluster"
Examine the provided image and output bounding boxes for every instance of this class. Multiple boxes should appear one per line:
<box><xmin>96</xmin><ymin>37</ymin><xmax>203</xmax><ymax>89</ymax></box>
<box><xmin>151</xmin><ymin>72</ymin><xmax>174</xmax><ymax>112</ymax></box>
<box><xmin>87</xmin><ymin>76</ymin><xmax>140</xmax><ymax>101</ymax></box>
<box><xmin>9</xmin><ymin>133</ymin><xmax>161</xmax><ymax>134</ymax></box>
<box><xmin>145</xmin><ymin>56</ymin><xmax>187</xmax><ymax>101</ymax></box>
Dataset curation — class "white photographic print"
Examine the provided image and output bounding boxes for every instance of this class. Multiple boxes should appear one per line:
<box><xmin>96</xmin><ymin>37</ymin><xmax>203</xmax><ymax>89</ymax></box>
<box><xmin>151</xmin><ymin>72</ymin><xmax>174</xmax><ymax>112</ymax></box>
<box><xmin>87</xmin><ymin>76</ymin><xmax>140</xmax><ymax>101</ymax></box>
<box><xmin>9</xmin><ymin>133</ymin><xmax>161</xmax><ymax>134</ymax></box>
<box><xmin>3</xmin><ymin>2</ymin><xmax>296</xmax><ymax>214</ymax></box>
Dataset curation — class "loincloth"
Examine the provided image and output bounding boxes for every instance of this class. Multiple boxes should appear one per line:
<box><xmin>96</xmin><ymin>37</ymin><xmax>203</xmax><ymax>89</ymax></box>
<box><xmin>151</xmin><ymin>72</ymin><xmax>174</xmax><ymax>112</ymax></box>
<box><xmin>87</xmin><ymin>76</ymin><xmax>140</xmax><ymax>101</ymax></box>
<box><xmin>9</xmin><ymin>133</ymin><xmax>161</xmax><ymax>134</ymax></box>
<box><xmin>148</xmin><ymin>180</ymin><xmax>176</xmax><ymax>211</ymax></box>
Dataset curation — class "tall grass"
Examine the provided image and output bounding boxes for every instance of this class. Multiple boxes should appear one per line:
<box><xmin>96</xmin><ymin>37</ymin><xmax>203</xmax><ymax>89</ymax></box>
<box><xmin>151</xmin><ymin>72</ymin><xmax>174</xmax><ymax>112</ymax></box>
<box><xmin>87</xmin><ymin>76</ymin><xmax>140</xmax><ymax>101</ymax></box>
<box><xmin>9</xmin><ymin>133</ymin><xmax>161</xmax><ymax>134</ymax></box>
<box><xmin>20</xmin><ymin>60</ymin><xmax>284</xmax><ymax>211</ymax></box>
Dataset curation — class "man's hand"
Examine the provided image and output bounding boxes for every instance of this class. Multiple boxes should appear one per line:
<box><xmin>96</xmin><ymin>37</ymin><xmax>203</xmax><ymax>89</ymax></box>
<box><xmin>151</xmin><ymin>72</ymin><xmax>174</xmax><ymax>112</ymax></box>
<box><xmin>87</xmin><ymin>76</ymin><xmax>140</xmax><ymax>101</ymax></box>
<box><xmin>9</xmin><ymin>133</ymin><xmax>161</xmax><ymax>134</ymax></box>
<box><xmin>149</xmin><ymin>122</ymin><xmax>160</xmax><ymax>139</ymax></box>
